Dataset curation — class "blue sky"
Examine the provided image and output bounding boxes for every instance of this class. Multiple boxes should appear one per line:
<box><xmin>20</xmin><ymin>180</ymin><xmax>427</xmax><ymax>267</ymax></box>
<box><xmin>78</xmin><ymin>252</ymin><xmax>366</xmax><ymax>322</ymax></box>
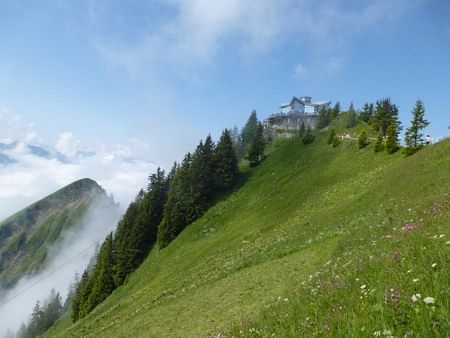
<box><xmin>1</xmin><ymin>0</ymin><xmax>450</xmax><ymax>169</ymax></box>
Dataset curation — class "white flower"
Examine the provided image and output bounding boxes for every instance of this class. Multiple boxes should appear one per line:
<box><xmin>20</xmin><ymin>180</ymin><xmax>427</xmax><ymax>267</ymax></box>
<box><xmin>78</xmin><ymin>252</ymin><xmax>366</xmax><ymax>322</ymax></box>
<box><xmin>383</xmin><ymin>329</ymin><xmax>392</xmax><ymax>335</ymax></box>
<box><xmin>412</xmin><ymin>278</ymin><xmax>419</xmax><ymax>282</ymax></box>
<box><xmin>432</xmin><ymin>263</ymin><xmax>437</xmax><ymax>268</ymax></box>
<box><xmin>411</xmin><ymin>294</ymin><xmax>421</xmax><ymax>302</ymax></box>
<box><xmin>423</xmin><ymin>296</ymin><xmax>435</xmax><ymax>304</ymax></box>
<box><xmin>361</xmin><ymin>285</ymin><xmax>366</xmax><ymax>289</ymax></box>
<box><xmin>373</xmin><ymin>331</ymin><xmax>381</xmax><ymax>336</ymax></box>
<box><xmin>439</xmin><ymin>234</ymin><xmax>445</xmax><ymax>238</ymax></box>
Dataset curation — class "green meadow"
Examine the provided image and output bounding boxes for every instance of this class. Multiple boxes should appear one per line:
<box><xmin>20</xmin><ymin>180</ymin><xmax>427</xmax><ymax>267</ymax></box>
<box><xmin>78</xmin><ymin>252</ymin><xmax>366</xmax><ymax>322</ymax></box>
<box><xmin>46</xmin><ymin>134</ymin><xmax>450</xmax><ymax>337</ymax></box>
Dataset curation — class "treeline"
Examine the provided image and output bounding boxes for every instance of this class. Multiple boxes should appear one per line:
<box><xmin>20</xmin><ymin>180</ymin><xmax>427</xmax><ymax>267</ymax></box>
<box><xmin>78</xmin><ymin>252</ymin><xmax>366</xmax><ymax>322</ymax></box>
<box><xmin>324</xmin><ymin>98</ymin><xmax>429</xmax><ymax>156</ymax></box>
<box><xmin>71</xmin><ymin>129</ymin><xmax>241</xmax><ymax>321</ymax></box>
<box><xmin>14</xmin><ymin>290</ymin><xmax>65</xmax><ymax>338</ymax></box>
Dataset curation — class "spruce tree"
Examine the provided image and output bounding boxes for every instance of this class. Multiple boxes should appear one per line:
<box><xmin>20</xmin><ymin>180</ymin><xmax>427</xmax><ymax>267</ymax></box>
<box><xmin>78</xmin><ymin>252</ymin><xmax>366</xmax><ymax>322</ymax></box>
<box><xmin>239</xmin><ymin>110</ymin><xmax>258</xmax><ymax>160</ymax></box>
<box><xmin>302</xmin><ymin>125</ymin><xmax>315</xmax><ymax>144</ymax></box>
<box><xmin>358</xmin><ymin>130</ymin><xmax>369</xmax><ymax>149</ymax></box>
<box><xmin>247</xmin><ymin>123</ymin><xmax>266</xmax><ymax>167</ymax></box>
<box><xmin>360</xmin><ymin>102</ymin><xmax>374</xmax><ymax>123</ymax></box>
<box><xmin>386</xmin><ymin>122</ymin><xmax>400</xmax><ymax>154</ymax></box>
<box><xmin>372</xmin><ymin>98</ymin><xmax>401</xmax><ymax>136</ymax></box>
<box><xmin>214</xmin><ymin>129</ymin><xmax>238</xmax><ymax>189</ymax></box>
<box><xmin>404</xmin><ymin>100</ymin><xmax>430</xmax><ymax>155</ymax></box>
<box><xmin>317</xmin><ymin>107</ymin><xmax>330</xmax><ymax>129</ymax></box>
<box><xmin>373</xmin><ymin>133</ymin><xmax>385</xmax><ymax>152</ymax></box>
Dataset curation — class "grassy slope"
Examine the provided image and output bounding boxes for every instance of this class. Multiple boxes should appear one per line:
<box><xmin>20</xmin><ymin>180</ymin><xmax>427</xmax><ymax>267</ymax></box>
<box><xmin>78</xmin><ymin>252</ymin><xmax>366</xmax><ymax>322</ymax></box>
<box><xmin>0</xmin><ymin>179</ymin><xmax>109</xmax><ymax>287</ymax></box>
<box><xmin>47</xmin><ymin>136</ymin><xmax>450</xmax><ymax>338</ymax></box>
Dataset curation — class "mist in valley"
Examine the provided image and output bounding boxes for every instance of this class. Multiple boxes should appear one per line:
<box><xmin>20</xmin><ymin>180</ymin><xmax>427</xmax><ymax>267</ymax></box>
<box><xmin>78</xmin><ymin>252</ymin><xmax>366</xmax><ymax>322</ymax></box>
<box><xmin>0</xmin><ymin>196</ymin><xmax>122</xmax><ymax>337</ymax></box>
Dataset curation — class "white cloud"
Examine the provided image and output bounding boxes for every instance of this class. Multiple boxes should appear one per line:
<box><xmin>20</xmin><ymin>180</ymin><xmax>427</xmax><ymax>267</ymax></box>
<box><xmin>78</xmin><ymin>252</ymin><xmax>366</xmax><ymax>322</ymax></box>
<box><xmin>0</xmin><ymin>112</ymin><xmax>157</xmax><ymax>220</ymax></box>
<box><xmin>79</xmin><ymin>0</ymin><xmax>424</xmax><ymax>77</ymax></box>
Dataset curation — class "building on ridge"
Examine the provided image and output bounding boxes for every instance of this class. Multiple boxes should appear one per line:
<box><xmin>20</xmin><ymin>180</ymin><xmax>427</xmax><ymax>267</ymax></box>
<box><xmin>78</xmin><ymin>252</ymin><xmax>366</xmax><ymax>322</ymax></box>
<box><xmin>263</xmin><ymin>96</ymin><xmax>331</xmax><ymax>130</ymax></box>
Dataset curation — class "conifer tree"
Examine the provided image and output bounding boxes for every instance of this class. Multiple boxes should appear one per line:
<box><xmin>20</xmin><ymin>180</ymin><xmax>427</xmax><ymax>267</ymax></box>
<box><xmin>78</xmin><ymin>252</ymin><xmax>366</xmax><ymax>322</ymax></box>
<box><xmin>372</xmin><ymin>98</ymin><xmax>401</xmax><ymax>136</ymax></box>
<box><xmin>404</xmin><ymin>100</ymin><xmax>430</xmax><ymax>155</ymax></box>
<box><xmin>158</xmin><ymin>153</ymin><xmax>193</xmax><ymax>248</ymax></box>
<box><xmin>190</xmin><ymin>136</ymin><xmax>216</xmax><ymax>216</ymax></box>
<box><xmin>238</xmin><ymin>110</ymin><xmax>258</xmax><ymax>160</ymax></box>
<box><xmin>328</xmin><ymin>102</ymin><xmax>340</xmax><ymax>121</ymax></box>
<box><xmin>302</xmin><ymin>125</ymin><xmax>315</xmax><ymax>144</ymax></box>
<box><xmin>214</xmin><ymin>129</ymin><xmax>238</xmax><ymax>189</ymax></box>
<box><xmin>358</xmin><ymin>130</ymin><xmax>369</xmax><ymax>149</ymax></box>
<box><xmin>360</xmin><ymin>102</ymin><xmax>374</xmax><ymax>123</ymax></box>
<box><xmin>91</xmin><ymin>233</ymin><xmax>116</xmax><ymax>303</ymax></box>
<box><xmin>327</xmin><ymin>128</ymin><xmax>336</xmax><ymax>145</ymax></box>
<box><xmin>373</xmin><ymin>133</ymin><xmax>385</xmax><ymax>152</ymax></box>
<box><xmin>386</xmin><ymin>122</ymin><xmax>400</xmax><ymax>154</ymax></box>
<box><xmin>317</xmin><ymin>107</ymin><xmax>330</xmax><ymax>129</ymax></box>
<box><xmin>247</xmin><ymin>123</ymin><xmax>266</xmax><ymax>167</ymax></box>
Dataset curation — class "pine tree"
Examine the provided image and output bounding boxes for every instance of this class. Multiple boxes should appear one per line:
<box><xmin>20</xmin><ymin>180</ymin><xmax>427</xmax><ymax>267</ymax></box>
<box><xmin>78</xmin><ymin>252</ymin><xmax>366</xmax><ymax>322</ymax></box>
<box><xmin>247</xmin><ymin>123</ymin><xmax>266</xmax><ymax>167</ymax></box>
<box><xmin>238</xmin><ymin>110</ymin><xmax>258</xmax><ymax>160</ymax></box>
<box><xmin>317</xmin><ymin>107</ymin><xmax>330</xmax><ymax>129</ymax></box>
<box><xmin>360</xmin><ymin>102</ymin><xmax>374</xmax><ymax>123</ymax></box>
<box><xmin>372</xmin><ymin>98</ymin><xmax>401</xmax><ymax>136</ymax></box>
<box><xmin>327</xmin><ymin>128</ymin><xmax>336</xmax><ymax>145</ymax></box>
<box><xmin>331</xmin><ymin>102</ymin><xmax>341</xmax><ymax>119</ymax></box>
<box><xmin>158</xmin><ymin>153</ymin><xmax>193</xmax><ymax>248</ymax></box>
<box><xmin>214</xmin><ymin>129</ymin><xmax>238</xmax><ymax>189</ymax></box>
<box><xmin>404</xmin><ymin>100</ymin><xmax>430</xmax><ymax>155</ymax></box>
<box><xmin>302</xmin><ymin>125</ymin><xmax>315</xmax><ymax>145</ymax></box>
<box><xmin>346</xmin><ymin>102</ymin><xmax>358</xmax><ymax>128</ymax></box>
<box><xmin>358</xmin><ymin>130</ymin><xmax>369</xmax><ymax>149</ymax></box>
<box><xmin>373</xmin><ymin>133</ymin><xmax>385</xmax><ymax>152</ymax></box>
<box><xmin>386</xmin><ymin>122</ymin><xmax>400</xmax><ymax>154</ymax></box>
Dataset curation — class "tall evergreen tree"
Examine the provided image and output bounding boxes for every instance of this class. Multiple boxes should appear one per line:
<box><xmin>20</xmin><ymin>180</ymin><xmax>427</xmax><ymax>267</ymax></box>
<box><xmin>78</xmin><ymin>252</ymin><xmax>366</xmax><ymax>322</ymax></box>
<box><xmin>214</xmin><ymin>129</ymin><xmax>238</xmax><ymax>189</ymax></box>
<box><xmin>329</xmin><ymin>102</ymin><xmax>340</xmax><ymax>120</ymax></box>
<box><xmin>372</xmin><ymin>98</ymin><xmax>401</xmax><ymax>136</ymax></box>
<box><xmin>238</xmin><ymin>110</ymin><xmax>258</xmax><ymax>160</ymax></box>
<box><xmin>386</xmin><ymin>122</ymin><xmax>401</xmax><ymax>154</ymax></box>
<box><xmin>317</xmin><ymin>107</ymin><xmax>330</xmax><ymax>129</ymax></box>
<box><xmin>404</xmin><ymin>100</ymin><xmax>430</xmax><ymax>155</ymax></box>
<box><xmin>158</xmin><ymin>153</ymin><xmax>193</xmax><ymax>248</ymax></box>
<box><xmin>247</xmin><ymin>123</ymin><xmax>266</xmax><ymax>167</ymax></box>
<box><xmin>360</xmin><ymin>102</ymin><xmax>374</xmax><ymax>123</ymax></box>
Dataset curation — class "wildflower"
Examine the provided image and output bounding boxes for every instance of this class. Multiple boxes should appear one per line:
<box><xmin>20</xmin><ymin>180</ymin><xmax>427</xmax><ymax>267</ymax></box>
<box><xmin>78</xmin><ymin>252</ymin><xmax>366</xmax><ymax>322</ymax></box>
<box><xmin>411</xmin><ymin>294</ymin><xmax>421</xmax><ymax>302</ymax></box>
<box><xmin>406</xmin><ymin>269</ymin><xmax>412</xmax><ymax>274</ymax></box>
<box><xmin>373</xmin><ymin>331</ymin><xmax>381</xmax><ymax>336</ymax></box>
<box><xmin>423</xmin><ymin>297</ymin><xmax>435</xmax><ymax>304</ymax></box>
<box><xmin>382</xmin><ymin>329</ymin><xmax>392</xmax><ymax>335</ymax></box>
<box><xmin>361</xmin><ymin>285</ymin><xmax>366</xmax><ymax>289</ymax></box>
<box><xmin>412</xmin><ymin>278</ymin><xmax>419</xmax><ymax>282</ymax></box>
<box><xmin>439</xmin><ymin>234</ymin><xmax>444</xmax><ymax>238</ymax></box>
<box><xmin>432</xmin><ymin>263</ymin><xmax>437</xmax><ymax>268</ymax></box>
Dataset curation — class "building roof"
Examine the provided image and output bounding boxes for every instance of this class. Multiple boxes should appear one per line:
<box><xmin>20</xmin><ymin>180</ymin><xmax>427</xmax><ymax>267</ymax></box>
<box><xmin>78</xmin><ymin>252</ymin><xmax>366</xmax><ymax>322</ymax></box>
<box><xmin>307</xmin><ymin>100</ymin><xmax>331</xmax><ymax>107</ymax></box>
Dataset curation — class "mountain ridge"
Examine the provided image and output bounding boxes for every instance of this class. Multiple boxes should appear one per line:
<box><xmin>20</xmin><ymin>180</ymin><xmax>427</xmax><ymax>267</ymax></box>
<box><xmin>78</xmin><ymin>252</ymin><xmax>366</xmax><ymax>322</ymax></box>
<box><xmin>0</xmin><ymin>178</ymin><xmax>118</xmax><ymax>289</ymax></box>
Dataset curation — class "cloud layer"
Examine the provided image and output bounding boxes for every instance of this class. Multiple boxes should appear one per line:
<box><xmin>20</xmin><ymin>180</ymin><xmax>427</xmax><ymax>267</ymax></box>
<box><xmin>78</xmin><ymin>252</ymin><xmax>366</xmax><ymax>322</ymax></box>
<box><xmin>0</xmin><ymin>109</ymin><xmax>156</xmax><ymax>220</ymax></box>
